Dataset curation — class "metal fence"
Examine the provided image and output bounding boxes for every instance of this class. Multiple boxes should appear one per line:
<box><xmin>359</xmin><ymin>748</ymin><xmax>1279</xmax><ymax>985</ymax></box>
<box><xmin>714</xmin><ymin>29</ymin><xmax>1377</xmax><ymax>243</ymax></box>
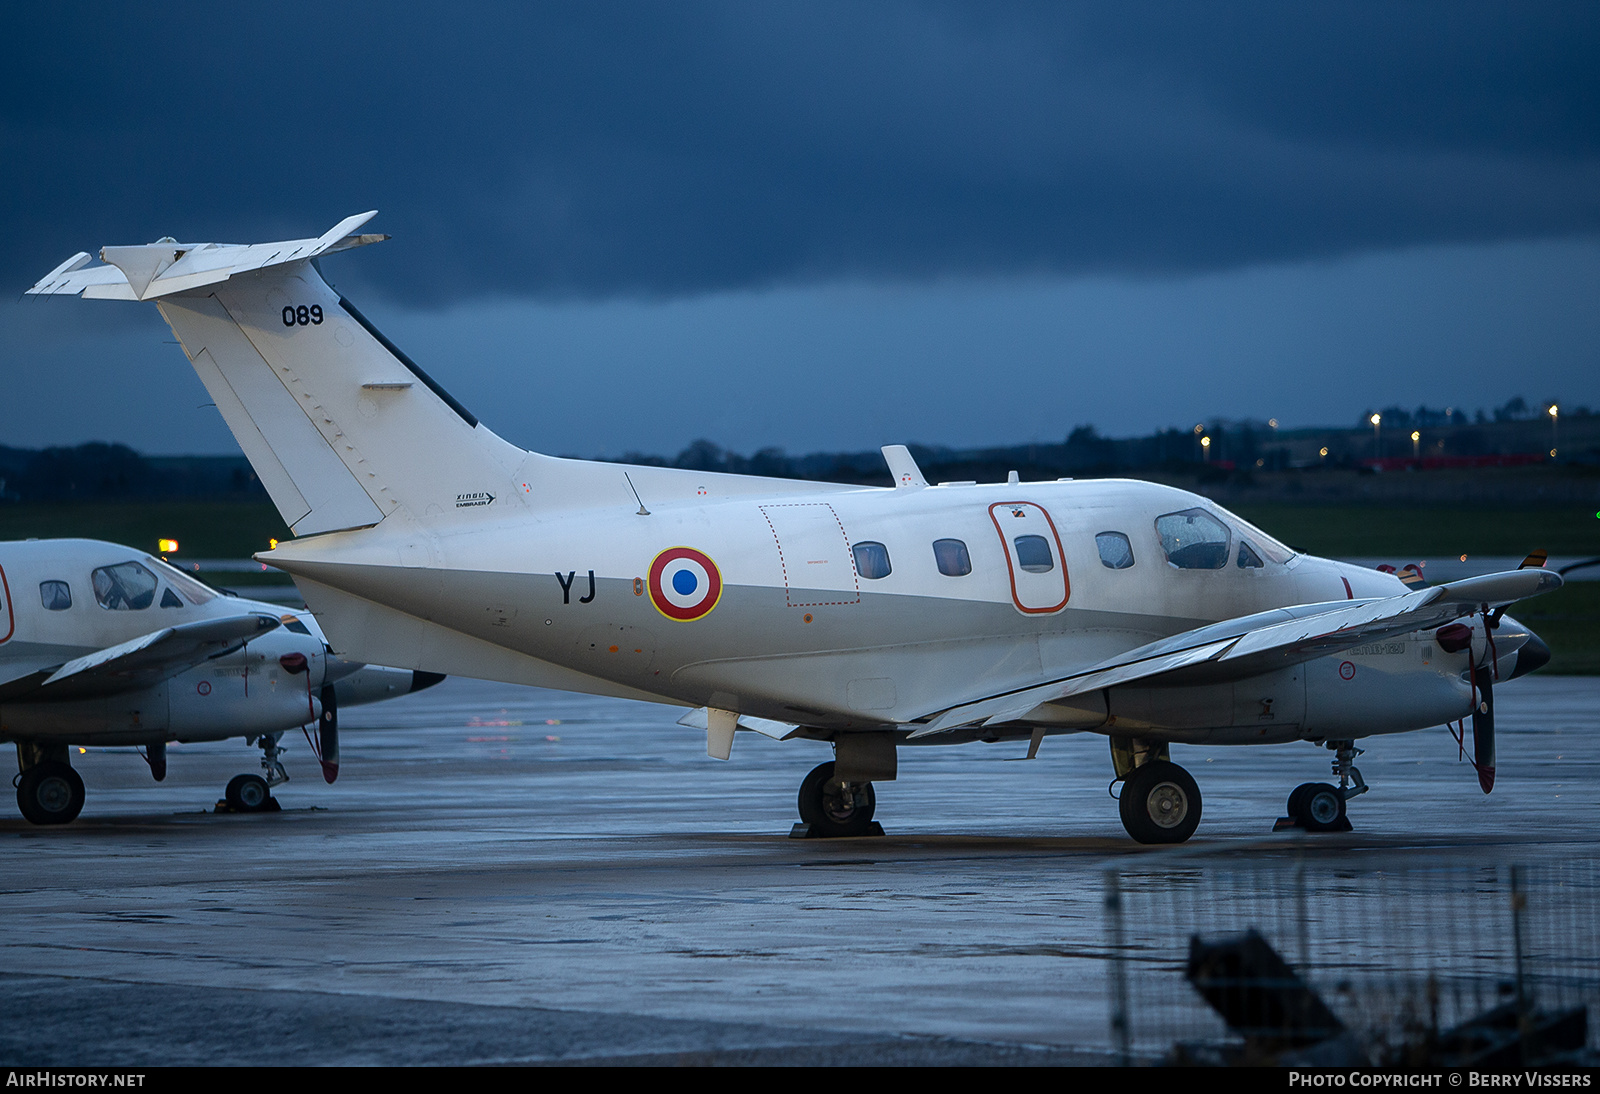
<box><xmin>1103</xmin><ymin>852</ymin><xmax>1600</xmax><ymax>1064</ymax></box>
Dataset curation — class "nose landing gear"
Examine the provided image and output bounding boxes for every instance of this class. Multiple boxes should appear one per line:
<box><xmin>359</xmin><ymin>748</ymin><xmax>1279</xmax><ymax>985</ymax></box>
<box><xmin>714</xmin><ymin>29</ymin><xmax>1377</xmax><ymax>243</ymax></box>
<box><xmin>792</xmin><ymin>761</ymin><xmax>881</xmax><ymax>838</ymax></box>
<box><xmin>219</xmin><ymin>733</ymin><xmax>286</xmax><ymax>814</ymax></box>
<box><xmin>1277</xmin><ymin>740</ymin><xmax>1364</xmax><ymax>833</ymax></box>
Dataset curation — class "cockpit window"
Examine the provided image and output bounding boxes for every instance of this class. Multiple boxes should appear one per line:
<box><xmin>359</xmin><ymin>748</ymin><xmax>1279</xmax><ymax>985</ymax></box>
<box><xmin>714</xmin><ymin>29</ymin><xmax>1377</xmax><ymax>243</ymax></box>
<box><xmin>160</xmin><ymin>587</ymin><xmax>184</xmax><ymax>608</ymax></box>
<box><xmin>1237</xmin><ymin>541</ymin><xmax>1265</xmax><ymax>569</ymax></box>
<box><xmin>1096</xmin><ymin>532</ymin><xmax>1135</xmax><ymax>570</ymax></box>
<box><xmin>40</xmin><ymin>581</ymin><xmax>71</xmax><ymax>611</ymax></box>
<box><xmin>932</xmin><ymin>538</ymin><xmax>971</xmax><ymax>577</ymax></box>
<box><xmin>283</xmin><ymin>618</ymin><xmax>313</xmax><ymax>635</ymax></box>
<box><xmin>1219</xmin><ymin>511</ymin><xmax>1296</xmax><ymax>564</ymax></box>
<box><xmin>92</xmin><ymin>561</ymin><xmax>159</xmax><ymax>610</ymax></box>
<box><xmin>852</xmin><ymin>541</ymin><xmax>892</xmax><ymax>580</ymax></box>
<box><xmin>147</xmin><ymin>557</ymin><xmax>219</xmax><ymax>605</ymax></box>
<box><xmin>1155</xmin><ymin>509</ymin><xmax>1231</xmax><ymax>570</ymax></box>
<box><xmin>1014</xmin><ymin>535</ymin><xmax>1055</xmax><ymax>573</ymax></box>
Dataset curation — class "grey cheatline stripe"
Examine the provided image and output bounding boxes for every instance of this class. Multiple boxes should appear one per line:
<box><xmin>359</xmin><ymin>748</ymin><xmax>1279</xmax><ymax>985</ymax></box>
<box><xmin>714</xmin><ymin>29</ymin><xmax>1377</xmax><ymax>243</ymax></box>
<box><xmin>337</xmin><ymin>296</ymin><xmax>478</xmax><ymax>429</ymax></box>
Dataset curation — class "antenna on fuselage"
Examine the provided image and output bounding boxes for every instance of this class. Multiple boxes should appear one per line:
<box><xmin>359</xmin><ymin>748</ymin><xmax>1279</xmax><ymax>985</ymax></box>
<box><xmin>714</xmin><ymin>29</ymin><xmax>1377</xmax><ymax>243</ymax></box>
<box><xmin>624</xmin><ymin>472</ymin><xmax>651</xmax><ymax>516</ymax></box>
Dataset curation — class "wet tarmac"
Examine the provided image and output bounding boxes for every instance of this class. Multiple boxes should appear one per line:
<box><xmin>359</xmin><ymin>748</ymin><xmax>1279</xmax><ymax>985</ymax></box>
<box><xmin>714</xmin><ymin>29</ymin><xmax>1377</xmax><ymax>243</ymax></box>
<box><xmin>2</xmin><ymin>674</ymin><xmax>1597</xmax><ymax>1065</ymax></box>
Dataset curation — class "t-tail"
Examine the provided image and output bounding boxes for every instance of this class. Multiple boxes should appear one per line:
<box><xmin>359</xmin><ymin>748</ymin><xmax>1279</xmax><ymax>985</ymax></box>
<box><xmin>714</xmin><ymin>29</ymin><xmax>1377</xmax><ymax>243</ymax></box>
<box><xmin>27</xmin><ymin>212</ymin><xmax>531</xmax><ymax>537</ymax></box>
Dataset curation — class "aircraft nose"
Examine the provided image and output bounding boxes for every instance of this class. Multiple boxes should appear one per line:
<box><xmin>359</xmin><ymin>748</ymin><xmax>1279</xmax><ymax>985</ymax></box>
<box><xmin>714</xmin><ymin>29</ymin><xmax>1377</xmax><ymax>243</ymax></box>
<box><xmin>1509</xmin><ymin>632</ymin><xmax>1552</xmax><ymax>679</ymax></box>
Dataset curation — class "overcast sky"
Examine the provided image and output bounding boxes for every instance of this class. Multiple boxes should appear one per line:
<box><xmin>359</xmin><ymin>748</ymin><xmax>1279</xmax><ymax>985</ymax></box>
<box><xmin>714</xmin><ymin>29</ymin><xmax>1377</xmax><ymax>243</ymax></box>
<box><xmin>4</xmin><ymin>2</ymin><xmax>1597</xmax><ymax>456</ymax></box>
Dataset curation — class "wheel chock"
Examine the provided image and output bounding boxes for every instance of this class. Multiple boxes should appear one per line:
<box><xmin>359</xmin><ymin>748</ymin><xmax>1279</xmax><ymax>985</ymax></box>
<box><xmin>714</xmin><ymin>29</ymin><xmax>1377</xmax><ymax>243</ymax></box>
<box><xmin>788</xmin><ymin>821</ymin><xmax>885</xmax><ymax>839</ymax></box>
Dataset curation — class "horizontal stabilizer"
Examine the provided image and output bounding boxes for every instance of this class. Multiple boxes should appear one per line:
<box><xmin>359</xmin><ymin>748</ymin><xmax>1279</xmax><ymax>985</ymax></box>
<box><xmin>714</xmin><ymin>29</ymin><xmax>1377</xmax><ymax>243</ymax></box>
<box><xmin>914</xmin><ymin>568</ymin><xmax>1563</xmax><ymax>733</ymax></box>
<box><xmin>30</xmin><ymin>614</ymin><xmax>281</xmax><ymax>701</ymax></box>
<box><xmin>27</xmin><ymin>213</ymin><xmax>385</xmax><ymax>301</ymax></box>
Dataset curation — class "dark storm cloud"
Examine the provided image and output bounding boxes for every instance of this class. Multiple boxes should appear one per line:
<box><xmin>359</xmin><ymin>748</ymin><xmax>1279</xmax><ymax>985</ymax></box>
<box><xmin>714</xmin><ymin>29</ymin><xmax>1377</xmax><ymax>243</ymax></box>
<box><xmin>4</xmin><ymin>2</ymin><xmax>1598</xmax><ymax>303</ymax></box>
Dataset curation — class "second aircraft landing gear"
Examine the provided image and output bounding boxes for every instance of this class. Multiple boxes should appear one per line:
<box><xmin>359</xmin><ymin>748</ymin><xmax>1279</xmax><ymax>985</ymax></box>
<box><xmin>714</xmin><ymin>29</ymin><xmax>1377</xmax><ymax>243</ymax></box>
<box><xmin>792</xmin><ymin>761</ymin><xmax>881</xmax><ymax>838</ymax></box>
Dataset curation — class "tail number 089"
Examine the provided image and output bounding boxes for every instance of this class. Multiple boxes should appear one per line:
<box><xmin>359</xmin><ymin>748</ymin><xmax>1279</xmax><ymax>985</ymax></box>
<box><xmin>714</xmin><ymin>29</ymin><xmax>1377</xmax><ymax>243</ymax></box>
<box><xmin>282</xmin><ymin>305</ymin><xmax>324</xmax><ymax>327</ymax></box>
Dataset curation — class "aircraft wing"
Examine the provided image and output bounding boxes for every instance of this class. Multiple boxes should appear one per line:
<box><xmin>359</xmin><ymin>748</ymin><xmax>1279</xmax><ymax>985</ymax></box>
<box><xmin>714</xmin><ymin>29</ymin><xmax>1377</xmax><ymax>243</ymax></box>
<box><xmin>911</xmin><ymin>568</ymin><xmax>1562</xmax><ymax>735</ymax></box>
<box><xmin>3</xmin><ymin>614</ymin><xmax>282</xmax><ymax>702</ymax></box>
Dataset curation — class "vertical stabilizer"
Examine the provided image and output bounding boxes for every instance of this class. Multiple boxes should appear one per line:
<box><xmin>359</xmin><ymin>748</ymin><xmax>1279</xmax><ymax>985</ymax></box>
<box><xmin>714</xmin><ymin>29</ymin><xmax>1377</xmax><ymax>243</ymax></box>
<box><xmin>29</xmin><ymin>216</ymin><xmax>530</xmax><ymax>537</ymax></box>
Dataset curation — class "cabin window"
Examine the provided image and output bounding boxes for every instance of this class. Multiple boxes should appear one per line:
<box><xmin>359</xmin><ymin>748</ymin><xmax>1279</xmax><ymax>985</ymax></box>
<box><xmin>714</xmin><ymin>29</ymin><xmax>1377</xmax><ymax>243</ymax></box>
<box><xmin>1096</xmin><ymin>532</ymin><xmax>1135</xmax><ymax>570</ymax></box>
<box><xmin>40</xmin><ymin>581</ymin><xmax>72</xmax><ymax>611</ymax></box>
<box><xmin>852</xmin><ymin>541</ymin><xmax>892</xmax><ymax>580</ymax></box>
<box><xmin>1237</xmin><ymin>541</ymin><xmax>1265</xmax><ymax>569</ymax></box>
<box><xmin>91</xmin><ymin>561</ymin><xmax>159</xmax><ymax>611</ymax></box>
<box><xmin>160</xmin><ymin>587</ymin><xmax>184</xmax><ymax>608</ymax></box>
<box><xmin>1013</xmin><ymin>534</ymin><xmax>1055</xmax><ymax>573</ymax></box>
<box><xmin>932</xmin><ymin>538</ymin><xmax>971</xmax><ymax>577</ymax></box>
<box><xmin>1155</xmin><ymin>509</ymin><xmax>1230</xmax><ymax>570</ymax></box>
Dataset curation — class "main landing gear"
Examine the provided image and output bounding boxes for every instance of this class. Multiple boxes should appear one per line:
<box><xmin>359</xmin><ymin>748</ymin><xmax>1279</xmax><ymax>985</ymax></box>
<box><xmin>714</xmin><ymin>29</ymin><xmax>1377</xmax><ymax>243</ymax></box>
<box><xmin>220</xmin><ymin>733</ymin><xmax>286</xmax><ymax>814</ymax></box>
<box><xmin>793</xmin><ymin>761</ymin><xmax>881</xmax><ymax>838</ymax></box>
<box><xmin>1276</xmin><ymin>740</ymin><xmax>1366</xmax><ymax>833</ymax></box>
<box><xmin>14</xmin><ymin>742</ymin><xmax>86</xmax><ymax>826</ymax></box>
<box><xmin>1110</xmin><ymin>737</ymin><xmax>1203</xmax><ymax>844</ymax></box>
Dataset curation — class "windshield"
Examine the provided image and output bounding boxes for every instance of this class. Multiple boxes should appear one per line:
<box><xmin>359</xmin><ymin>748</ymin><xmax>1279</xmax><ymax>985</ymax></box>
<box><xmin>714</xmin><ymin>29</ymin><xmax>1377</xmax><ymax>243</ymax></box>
<box><xmin>1215</xmin><ymin>509</ymin><xmax>1298</xmax><ymax>565</ymax></box>
<box><xmin>146</xmin><ymin>556</ymin><xmax>220</xmax><ymax>605</ymax></box>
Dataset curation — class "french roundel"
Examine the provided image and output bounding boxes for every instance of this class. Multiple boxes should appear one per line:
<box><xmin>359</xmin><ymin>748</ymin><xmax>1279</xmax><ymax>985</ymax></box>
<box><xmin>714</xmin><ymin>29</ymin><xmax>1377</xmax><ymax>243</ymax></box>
<box><xmin>648</xmin><ymin>547</ymin><xmax>723</xmax><ymax>622</ymax></box>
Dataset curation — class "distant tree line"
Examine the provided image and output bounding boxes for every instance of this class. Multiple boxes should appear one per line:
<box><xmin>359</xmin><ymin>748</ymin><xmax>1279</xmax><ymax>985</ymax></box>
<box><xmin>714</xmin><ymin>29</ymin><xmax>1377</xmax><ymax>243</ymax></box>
<box><xmin>0</xmin><ymin>444</ymin><xmax>264</xmax><ymax>503</ymax></box>
<box><xmin>3</xmin><ymin>396</ymin><xmax>1591</xmax><ymax>503</ymax></box>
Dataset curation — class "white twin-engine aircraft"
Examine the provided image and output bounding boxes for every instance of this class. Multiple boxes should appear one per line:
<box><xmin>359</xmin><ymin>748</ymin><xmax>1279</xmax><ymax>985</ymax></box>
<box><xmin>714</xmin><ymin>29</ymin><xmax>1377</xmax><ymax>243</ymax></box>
<box><xmin>28</xmin><ymin>213</ymin><xmax>1561</xmax><ymax>842</ymax></box>
<box><xmin>0</xmin><ymin>538</ymin><xmax>443</xmax><ymax>824</ymax></box>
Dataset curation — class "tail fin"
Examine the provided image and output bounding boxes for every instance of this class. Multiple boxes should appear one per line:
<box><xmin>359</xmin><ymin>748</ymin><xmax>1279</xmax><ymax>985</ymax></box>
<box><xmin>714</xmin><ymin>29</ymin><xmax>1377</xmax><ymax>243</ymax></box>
<box><xmin>28</xmin><ymin>213</ymin><xmax>528</xmax><ymax>536</ymax></box>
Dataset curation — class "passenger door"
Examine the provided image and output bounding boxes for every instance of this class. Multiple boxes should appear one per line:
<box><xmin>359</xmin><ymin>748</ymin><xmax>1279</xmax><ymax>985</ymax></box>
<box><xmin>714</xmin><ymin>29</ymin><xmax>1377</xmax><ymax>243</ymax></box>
<box><xmin>988</xmin><ymin>502</ymin><xmax>1069</xmax><ymax>614</ymax></box>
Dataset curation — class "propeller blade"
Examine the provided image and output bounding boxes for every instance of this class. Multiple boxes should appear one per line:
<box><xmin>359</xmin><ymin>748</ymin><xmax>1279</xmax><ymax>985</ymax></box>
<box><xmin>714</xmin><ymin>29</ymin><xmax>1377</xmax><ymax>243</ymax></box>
<box><xmin>1472</xmin><ymin>666</ymin><xmax>1495</xmax><ymax>793</ymax></box>
<box><xmin>318</xmin><ymin>684</ymin><xmax>340</xmax><ymax>784</ymax></box>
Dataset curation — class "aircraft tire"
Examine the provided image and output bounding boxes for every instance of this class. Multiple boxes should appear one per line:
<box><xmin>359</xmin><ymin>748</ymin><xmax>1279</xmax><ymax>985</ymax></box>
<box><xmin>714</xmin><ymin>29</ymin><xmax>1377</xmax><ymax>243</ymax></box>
<box><xmin>797</xmin><ymin>761</ymin><xmax>876</xmax><ymax>838</ymax></box>
<box><xmin>1119</xmin><ymin>760</ymin><xmax>1201</xmax><ymax>844</ymax></box>
<box><xmin>225</xmin><ymin>774</ymin><xmax>272</xmax><ymax>813</ymax></box>
<box><xmin>16</xmin><ymin>761</ymin><xmax>85</xmax><ymax>826</ymax></box>
<box><xmin>1287</xmin><ymin>782</ymin><xmax>1316</xmax><ymax>819</ymax></box>
<box><xmin>1293</xmin><ymin>782</ymin><xmax>1346</xmax><ymax>832</ymax></box>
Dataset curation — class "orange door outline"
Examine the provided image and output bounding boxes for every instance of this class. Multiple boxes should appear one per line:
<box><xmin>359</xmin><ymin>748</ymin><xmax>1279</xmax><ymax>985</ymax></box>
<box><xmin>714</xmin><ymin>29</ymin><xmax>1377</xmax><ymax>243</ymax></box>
<box><xmin>0</xmin><ymin>563</ymin><xmax>13</xmax><ymax>643</ymax></box>
<box><xmin>988</xmin><ymin>501</ymin><xmax>1070</xmax><ymax>614</ymax></box>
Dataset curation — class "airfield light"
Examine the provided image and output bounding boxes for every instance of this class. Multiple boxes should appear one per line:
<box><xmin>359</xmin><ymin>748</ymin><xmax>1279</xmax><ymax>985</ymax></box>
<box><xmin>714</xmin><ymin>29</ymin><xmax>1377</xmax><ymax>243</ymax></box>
<box><xmin>1201</xmin><ymin>436</ymin><xmax>1211</xmax><ymax>451</ymax></box>
<box><xmin>1549</xmin><ymin>404</ymin><xmax>1559</xmax><ymax>457</ymax></box>
<box><xmin>1370</xmin><ymin>413</ymin><xmax>1381</xmax><ymax>426</ymax></box>
<box><xmin>1411</xmin><ymin>430</ymin><xmax>1421</xmax><ymax>459</ymax></box>
<box><xmin>157</xmin><ymin>538</ymin><xmax>179</xmax><ymax>554</ymax></box>
<box><xmin>1268</xmin><ymin>418</ymin><xmax>1278</xmax><ymax>430</ymax></box>
<box><xmin>1370</xmin><ymin>413</ymin><xmax>1381</xmax><ymax>460</ymax></box>
<box><xmin>269</xmin><ymin>538</ymin><xmax>279</xmax><ymax>550</ymax></box>
<box><xmin>1319</xmin><ymin>446</ymin><xmax>1328</xmax><ymax>459</ymax></box>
